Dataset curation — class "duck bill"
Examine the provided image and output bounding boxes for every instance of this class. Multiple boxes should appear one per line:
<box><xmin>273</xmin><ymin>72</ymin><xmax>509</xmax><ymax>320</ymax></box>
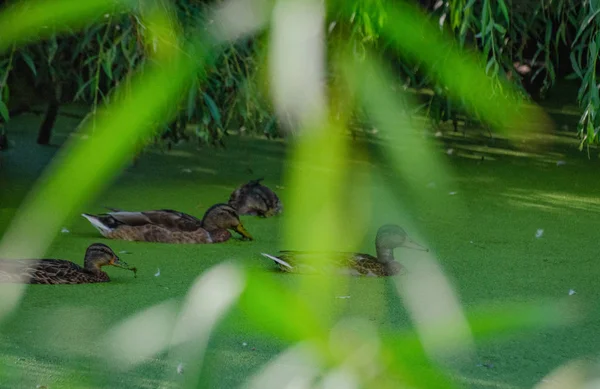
<box><xmin>111</xmin><ymin>256</ymin><xmax>131</xmax><ymax>269</ymax></box>
<box><xmin>404</xmin><ymin>239</ymin><xmax>429</xmax><ymax>252</ymax></box>
<box><xmin>235</xmin><ymin>224</ymin><xmax>253</xmax><ymax>241</ymax></box>
<box><xmin>109</xmin><ymin>256</ymin><xmax>137</xmax><ymax>277</ymax></box>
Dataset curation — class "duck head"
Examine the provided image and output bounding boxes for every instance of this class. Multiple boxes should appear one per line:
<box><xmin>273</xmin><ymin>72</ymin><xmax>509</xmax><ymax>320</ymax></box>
<box><xmin>83</xmin><ymin>243</ymin><xmax>136</xmax><ymax>276</ymax></box>
<box><xmin>376</xmin><ymin>224</ymin><xmax>429</xmax><ymax>252</ymax></box>
<box><xmin>201</xmin><ymin>204</ymin><xmax>253</xmax><ymax>240</ymax></box>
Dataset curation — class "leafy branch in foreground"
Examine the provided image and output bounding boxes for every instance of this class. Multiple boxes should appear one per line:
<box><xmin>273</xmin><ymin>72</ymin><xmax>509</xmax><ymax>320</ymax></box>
<box><xmin>0</xmin><ymin>0</ymin><xmax>577</xmax><ymax>150</ymax></box>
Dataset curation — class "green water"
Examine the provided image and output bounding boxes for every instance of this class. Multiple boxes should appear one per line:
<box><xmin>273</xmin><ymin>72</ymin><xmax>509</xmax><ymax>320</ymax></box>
<box><xmin>0</xmin><ymin>102</ymin><xmax>598</xmax><ymax>388</ymax></box>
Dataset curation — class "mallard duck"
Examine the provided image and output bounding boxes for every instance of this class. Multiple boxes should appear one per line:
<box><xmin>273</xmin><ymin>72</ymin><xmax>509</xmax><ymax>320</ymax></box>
<box><xmin>228</xmin><ymin>178</ymin><xmax>283</xmax><ymax>217</ymax></box>
<box><xmin>0</xmin><ymin>243</ymin><xmax>137</xmax><ymax>284</ymax></box>
<box><xmin>260</xmin><ymin>224</ymin><xmax>428</xmax><ymax>276</ymax></box>
<box><xmin>81</xmin><ymin>203</ymin><xmax>253</xmax><ymax>244</ymax></box>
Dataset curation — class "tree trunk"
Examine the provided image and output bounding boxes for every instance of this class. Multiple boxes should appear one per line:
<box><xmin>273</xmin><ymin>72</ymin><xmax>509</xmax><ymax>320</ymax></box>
<box><xmin>36</xmin><ymin>99</ymin><xmax>59</xmax><ymax>145</ymax></box>
<box><xmin>0</xmin><ymin>128</ymin><xmax>7</xmax><ymax>150</ymax></box>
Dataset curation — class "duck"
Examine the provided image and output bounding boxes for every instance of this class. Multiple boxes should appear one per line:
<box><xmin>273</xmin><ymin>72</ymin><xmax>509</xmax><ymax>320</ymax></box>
<box><xmin>81</xmin><ymin>203</ymin><xmax>253</xmax><ymax>244</ymax></box>
<box><xmin>228</xmin><ymin>178</ymin><xmax>283</xmax><ymax>218</ymax></box>
<box><xmin>260</xmin><ymin>224</ymin><xmax>428</xmax><ymax>276</ymax></box>
<box><xmin>0</xmin><ymin>243</ymin><xmax>137</xmax><ymax>284</ymax></box>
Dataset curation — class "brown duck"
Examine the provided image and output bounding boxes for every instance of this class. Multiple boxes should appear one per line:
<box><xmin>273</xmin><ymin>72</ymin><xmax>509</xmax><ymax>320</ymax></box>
<box><xmin>261</xmin><ymin>224</ymin><xmax>428</xmax><ymax>277</ymax></box>
<box><xmin>0</xmin><ymin>243</ymin><xmax>137</xmax><ymax>284</ymax></box>
<box><xmin>228</xmin><ymin>178</ymin><xmax>283</xmax><ymax>218</ymax></box>
<box><xmin>81</xmin><ymin>203</ymin><xmax>253</xmax><ymax>244</ymax></box>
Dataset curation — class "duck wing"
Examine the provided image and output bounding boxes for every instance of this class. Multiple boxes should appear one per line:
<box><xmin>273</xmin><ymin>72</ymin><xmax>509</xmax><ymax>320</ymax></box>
<box><xmin>228</xmin><ymin>181</ymin><xmax>256</xmax><ymax>210</ymax></box>
<box><xmin>229</xmin><ymin>179</ymin><xmax>282</xmax><ymax>216</ymax></box>
<box><xmin>278</xmin><ymin>250</ymin><xmax>374</xmax><ymax>261</ymax></box>
<box><xmin>274</xmin><ymin>250</ymin><xmax>378</xmax><ymax>275</ymax></box>
<box><xmin>30</xmin><ymin>259</ymin><xmax>94</xmax><ymax>284</ymax></box>
<box><xmin>233</xmin><ymin>190</ymin><xmax>271</xmax><ymax>216</ymax></box>
<box><xmin>107</xmin><ymin>211</ymin><xmax>154</xmax><ymax>226</ymax></box>
<box><xmin>0</xmin><ymin>259</ymin><xmax>93</xmax><ymax>284</ymax></box>
<box><xmin>105</xmin><ymin>209</ymin><xmax>203</xmax><ymax>231</ymax></box>
<box><xmin>141</xmin><ymin>209</ymin><xmax>204</xmax><ymax>231</ymax></box>
<box><xmin>116</xmin><ymin>223</ymin><xmax>212</xmax><ymax>244</ymax></box>
<box><xmin>255</xmin><ymin>185</ymin><xmax>282</xmax><ymax>213</ymax></box>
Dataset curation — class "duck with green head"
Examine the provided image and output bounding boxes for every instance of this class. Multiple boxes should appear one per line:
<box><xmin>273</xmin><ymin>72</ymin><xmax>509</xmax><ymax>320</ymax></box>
<box><xmin>82</xmin><ymin>203</ymin><xmax>253</xmax><ymax>244</ymax></box>
<box><xmin>261</xmin><ymin>224</ymin><xmax>428</xmax><ymax>276</ymax></box>
<box><xmin>0</xmin><ymin>243</ymin><xmax>137</xmax><ymax>284</ymax></box>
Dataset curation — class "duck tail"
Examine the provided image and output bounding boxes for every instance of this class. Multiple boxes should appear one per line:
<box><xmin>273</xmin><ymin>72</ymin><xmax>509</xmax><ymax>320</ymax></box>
<box><xmin>260</xmin><ymin>253</ymin><xmax>293</xmax><ymax>269</ymax></box>
<box><xmin>81</xmin><ymin>213</ymin><xmax>114</xmax><ymax>237</ymax></box>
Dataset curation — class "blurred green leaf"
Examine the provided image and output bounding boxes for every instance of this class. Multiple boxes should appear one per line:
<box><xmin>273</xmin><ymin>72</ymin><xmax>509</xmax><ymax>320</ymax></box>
<box><xmin>238</xmin><ymin>271</ymin><xmax>327</xmax><ymax>343</ymax></box>
<box><xmin>0</xmin><ymin>100</ymin><xmax>9</xmax><ymax>122</ymax></box>
<box><xmin>493</xmin><ymin>23</ymin><xmax>506</xmax><ymax>34</ymax></box>
<box><xmin>498</xmin><ymin>0</ymin><xmax>509</xmax><ymax>24</ymax></box>
<box><xmin>74</xmin><ymin>78</ymin><xmax>95</xmax><ymax>101</ymax></box>
<box><xmin>0</xmin><ymin>0</ymin><xmax>136</xmax><ymax>53</ymax></box>
<box><xmin>341</xmin><ymin>51</ymin><xmax>454</xmax><ymax>196</ymax></box>
<box><xmin>203</xmin><ymin>92</ymin><xmax>222</xmax><ymax>126</ymax></box>
<box><xmin>363</xmin><ymin>13</ymin><xmax>374</xmax><ymax>38</ymax></box>
<box><xmin>1</xmin><ymin>84</ymin><xmax>9</xmax><ymax>103</ymax></box>
<box><xmin>20</xmin><ymin>51</ymin><xmax>37</xmax><ymax>76</ymax></box>
<box><xmin>574</xmin><ymin>8</ymin><xmax>600</xmax><ymax>45</ymax></box>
